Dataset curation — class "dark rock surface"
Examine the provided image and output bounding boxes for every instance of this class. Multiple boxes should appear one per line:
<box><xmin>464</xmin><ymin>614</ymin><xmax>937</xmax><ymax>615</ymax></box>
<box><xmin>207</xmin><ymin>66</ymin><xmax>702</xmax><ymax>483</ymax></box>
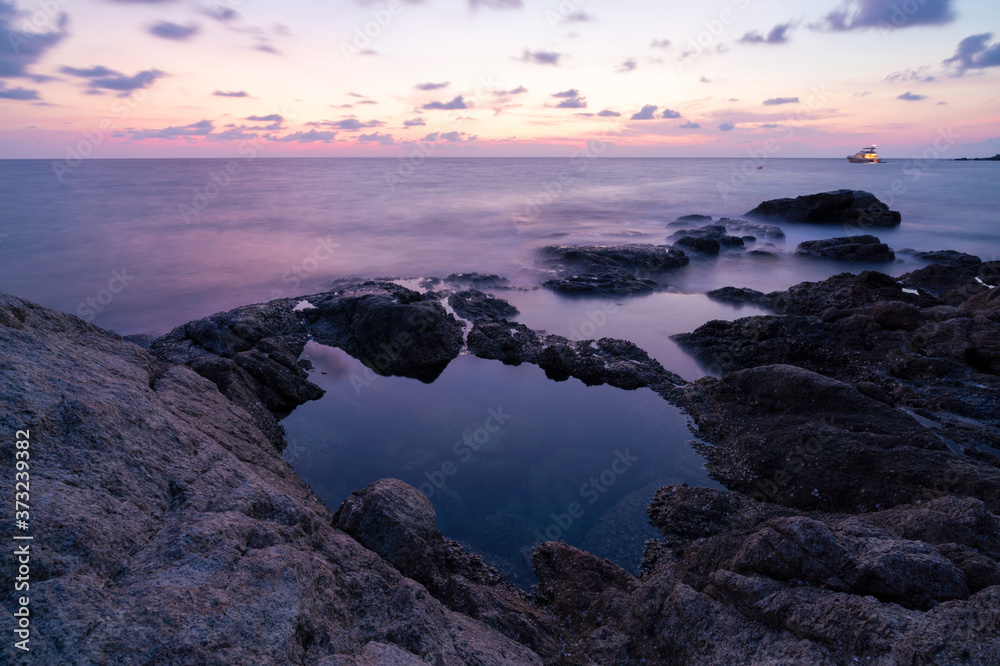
<box><xmin>538</xmin><ymin>244</ymin><xmax>688</xmax><ymax>295</ymax></box>
<box><xmin>796</xmin><ymin>234</ymin><xmax>896</xmax><ymax>262</ymax></box>
<box><xmin>673</xmin><ymin>214</ymin><xmax>713</xmax><ymax>224</ymax></box>
<box><xmin>746</xmin><ymin>189</ymin><xmax>902</xmax><ymax>227</ymax></box>
<box><xmin>0</xmin><ymin>293</ymin><xmax>543</xmax><ymax>665</ymax></box>
<box><xmin>447</xmin><ymin>289</ymin><xmax>519</xmax><ymax>321</ymax></box>
<box><xmin>668</xmin><ymin>224</ymin><xmax>746</xmax><ymax>255</ymax></box>
<box><xmin>705</xmin><ymin>286</ymin><xmax>773</xmax><ymax>309</ymax></box>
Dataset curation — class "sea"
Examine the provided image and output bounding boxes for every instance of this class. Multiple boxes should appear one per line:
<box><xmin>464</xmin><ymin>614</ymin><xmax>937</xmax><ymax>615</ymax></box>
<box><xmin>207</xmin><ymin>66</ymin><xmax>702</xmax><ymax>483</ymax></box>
<box><xmin>2</xmin><ymin>157</ymin><xmax>998</xmax><ymax>582</ymax></box>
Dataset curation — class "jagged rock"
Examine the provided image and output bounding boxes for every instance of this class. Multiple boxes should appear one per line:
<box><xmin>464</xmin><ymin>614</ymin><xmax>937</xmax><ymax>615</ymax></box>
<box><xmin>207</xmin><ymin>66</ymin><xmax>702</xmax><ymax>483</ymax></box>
<box><xmin>538</xmin><ymin>244</ymin><xmax>688</xmax><ymax>294</ymax></box>
<box><xmin>668</xmin><ymin>224</ymin><xmax>746</xmax><ymax>255</ymax></box>
<box><xmin>443</xmin><ymin>273</ymin><xmax>512</xmax><ymax>289</ymax></box>
<box><xmin>914</xmin><ymin>250</ymin><xmax>983</xmax><ymax>267</ymax></box>
<box><xmin>447</xmin><ymin>289</ymin><xmax>519</xmax><ymax>321</ymax></box>
<box><xmin>796</xmin><ymin>235</ymin><xmax>895</xmax><ymax>262</ymax></box>
<box><xmin>0</xmin><ymin>293</ymin><xmax>542</xmax><ymax>666</ymax></box>
<box><xmin>717</xmin><ymin>217</ymin><xmax>786</xmax><ymax>240</ymax></box>
<box><xmin>543</xmin><ymin>273</ymin><xmax>658</xmax><ymax>295</ymax></box>
<box><xmin>746</xmin><ymin>189</ymin><xmax>902</xmax><ymax>227</ymax></box>
<box><xmin>305</xmin><ymin>282</ymin><xmax>464</xmax><ymax>382</ymax></box>
<box><xmin>673</xmin><ymin>214</ymin><xmax>713</xmax><ymax>224</ymax></box>
<box><xmin>705</xmin><ymin>286</ymin><xmax>773</xmax><ymax>309</ymax></box>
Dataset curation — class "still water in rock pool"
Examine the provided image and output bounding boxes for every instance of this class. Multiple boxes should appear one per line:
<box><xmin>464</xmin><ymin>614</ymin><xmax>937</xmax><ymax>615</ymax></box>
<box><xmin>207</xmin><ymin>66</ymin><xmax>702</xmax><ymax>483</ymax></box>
<box><xmin>282</xmin><ymin>342</ymin><xmax>718</xmax><ymax>584</ymax></box>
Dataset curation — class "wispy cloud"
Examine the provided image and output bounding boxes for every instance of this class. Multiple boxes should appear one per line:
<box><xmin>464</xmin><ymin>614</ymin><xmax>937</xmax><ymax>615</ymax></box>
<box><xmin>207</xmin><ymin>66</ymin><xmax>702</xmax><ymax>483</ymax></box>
<box><xmin>60</xmin><ymin>66</ymin><xmax>165</xmax><ymax>95</ymax></box>
<box><xmin>617</xmin><ymin>58</ymin><xmax>637</xmax><ymax>73</ymax></box>
<box><xmin>650</xmin><ymin>39</ymin><xmax>671</xmax><ymax>49</ymax></box>
<box><xmin>897</xmin><ymin>91</ymin><xmax>926</xmax><ymax>101</ymax></box>
<box><xmin>630</xmin><ymin>104</ymin><xmax>658</xmax><ymax>120</ymax></box>
<box><xmin>816</xmin><ymin>0</ymin><xmax>955</xmax><ymax>31</ymax></box>
<box><xmin>944</xmin><ymin>33</ymin><xmax>1000</xmax><ymax>73</ymax></box>
<box><xmin>679</xmin><ymin>121</ymin><xmax>700</xmax><ymax>129</ymax></box>
<box><xmin>739</xmin><ymin>22</ymin><xmax>794</xmax><ymax>44</ymax></box>
<box><xmin>552</xmin><ymin>88</ymin><xmax>586</xmax><ymax>108</ymax></box>
<box><xmin>424</xmin><ymin>131</ymin><xmax>477</xmax><ymax>142</ymax></box>
<box><xmin>422</xmin><ymin>95</ymin><xmax>468</xmax><ymax>110</ymax></box>
<box><xmin>403</xmin><ymin>117</ymin><xmax>426</xmax><ymax>127</ymax></box>
<box><xmin>661</xmin><ymin>108</ymin><xmax>681</xmax><ymax>119</ymax></box>
<box><xmin>0</xmin><ymin>83</ymin><xmax>39</xmax><ymax>100</ymax></box>
<box><xmin>213</xmin><ymin>90</ymin><xmax>250</xmax><ymax>97</ymax></box>
<box><xmin>518</xmin><ymin>49</ymin><xmax>561</xmax><ymax>65</ymax></box>
<box><xmin>149</xmin><ymin>21</ymin><xmax>200</xmax><ymax>41</ymax></box>
<box><xmin>273</xmin><ymin>129</ymin><xmax>337</xmax><ymax>143</ymax></box>
<box><xmin>246</xmin><ymin>114</ymin><xmax>283</xmax><ymax>122</ymax></box>
<box><xmin>470</xmin><ymin>0</ymin><xmax>523</xmax><ymax>9</ymax></box>
<box><xmin>597</xmin><ymin>109</ymin><xmax>621</xmax><ymax>117</ymax></box>
<box><xmin>763</xmin><ymin>96</ymin><xmax>800</xmax><ymax>105</ymax></box>
<box><xmin>324</xmin><ymin>118</ymin><xmax>384</xmax><ymax>130</ymax></box>
<box><xmin>718</xmin><ymin>121</ymin><xmax>735</xmax><ymax>131</ymax></box>
<box><xmin>415</xmin><ymin>82</ymin><xmax>449</xmax><ymax>90</ymax></box>
<box><xmin>130</xmin><ymin>119</ymin><xmax>214</xmax><ymax>140</ymax></box>
<box><xmin>358</xmin><ymin>132</ymin><xmax>395</xmax><ymax>144</ymax></box>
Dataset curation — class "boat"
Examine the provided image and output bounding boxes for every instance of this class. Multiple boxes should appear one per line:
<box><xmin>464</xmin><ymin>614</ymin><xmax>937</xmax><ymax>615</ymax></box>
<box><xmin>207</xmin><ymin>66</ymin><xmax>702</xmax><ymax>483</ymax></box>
<box><xmin>847</xmin><ymin>145</ymin><xmax>879</xmax><ymax>163</ymax></box>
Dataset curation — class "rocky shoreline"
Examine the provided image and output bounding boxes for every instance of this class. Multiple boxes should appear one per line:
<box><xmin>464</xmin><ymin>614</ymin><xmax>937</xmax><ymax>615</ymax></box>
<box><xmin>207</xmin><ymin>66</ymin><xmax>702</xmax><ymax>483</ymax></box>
<box><xmin>2</xmin><ymin>190</ymin><xmax>999</xmax><ymax>663</ymax></box>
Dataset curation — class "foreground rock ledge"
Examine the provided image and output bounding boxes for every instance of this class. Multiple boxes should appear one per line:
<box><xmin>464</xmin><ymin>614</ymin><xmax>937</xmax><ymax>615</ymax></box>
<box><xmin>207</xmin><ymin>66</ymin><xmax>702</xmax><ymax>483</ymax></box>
<box><xmin>3</xmin><ymin>285</ymin><xmax>999</xmax><ymax>664</ymax></box>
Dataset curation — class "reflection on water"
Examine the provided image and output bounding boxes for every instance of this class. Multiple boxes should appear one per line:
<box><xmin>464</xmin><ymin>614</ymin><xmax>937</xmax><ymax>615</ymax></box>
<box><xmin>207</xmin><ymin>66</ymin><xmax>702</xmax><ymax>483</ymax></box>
<box><xmin>282</xmin><ymin>343</ymin><xmax>718</xmax><ymax>584</ymax></box>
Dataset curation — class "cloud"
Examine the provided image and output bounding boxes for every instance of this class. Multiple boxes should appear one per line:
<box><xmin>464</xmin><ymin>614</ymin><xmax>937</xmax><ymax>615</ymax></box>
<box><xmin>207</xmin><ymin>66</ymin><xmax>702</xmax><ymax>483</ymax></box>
<box><xmin>552</xmin><ymin>88</ymin><xmax>586</xmax><ymax>108</ymax></box>
<box><xmin>763</xmin><ymin>96</ymin><xmax>800</xmax><ymax>105</ymax></box>
<box><xmin>630</xmin><ymin>104</ymin><xmax>658</xmax><ymax>120</ymax></box>
<box><xmin>760</xmin><ymin>123</ymin><xmax>782</xmax><ymax>128</ymax></box>
<box><xmin>415</xmin><ymin>82</ymin><xmax>449</xmax><ymax>91</ymax></box>
<box><xmin>661</xmin><ymin>108</ymin><xmax>681</xmax><ymax>119</ymax></box>
<box><xmin>470</xmin><ymin>0</ymin><xmax>522</xmax><ymax>9</ymax></box>
<box><xmin>518</xmin><ymin>49</ymin><xmax>561</xmax><ymax>65</ymax></box>
<box><xmin>422</xmin><ymin>95</ymin><xmax>467</xmax><ymax>110</ymax></box>
<box><xmin>817</xmin><ymin>0</ymin><xmax>955</xmax><ymax>31</ymax></box>
<box><xmin>203</xmin><ymin>6</ymin><xmax>238</xmax><ymax>22</ymax></box>
<box><xmin>253</xmin><ymin>43</ymin><xmax>281</xmax><ymax>55</ymax></box>
<box><xmin>423</xmin><ymin>131</ymin><xmax>477</xmax><ymax>142</ymax></box>
<box><xmin>130</xmin><ymin>119</ymin><xmax>214</xmax><ymax>140</ymax></box>
<box><xmin>274</xmin><ymin>129</ymin><xmax>337</xmax><ymax>143</ymax></box>
<box><xmin>718</xmin><ymin>121</ymin><xmax>735</xmax><ymax>131</ymax></box>
<box><xmin>739</xmin><ymin>22</ymin><xmax>793</xmax><ymax>44</ymax></box>
<box><xmin>617</xmin><ymin>58</ymin><xmax>637</xmax><ymax>72</ymax></box>
<box><xmin>246</xmin><ymin>114</ymin><xmax>283</xmax><ymax>122</ymax></box>
<box><xmin>107</xmin><ymin>0</ymin><xmax>180</xmax><ymax>3</ymax></box>
<box><xmin>149</xmin><ymin>21</ymin><xmax>200</xmax><ymax>41</ymax></box>
<box><xmin>851</xmin><ymin>91</ymin><xmax>872</xmax><ymax>98</ymax></box>
<box><xmin>679</xmin><ymin>121</ymin><xmax>700</xmax><ymax>129</ymax></box>
<box><xmin>358</xmin><ymin>132</ymin><xmax>395</xmax><ymax>144</ymax></box>
<box><xmin>564</xmin><ymin>11</ymin><xmax>591</xmax><ymax>22</ymax></box>
<box><xmin>494</xmin><ymin>85</ymin><xmax>527</xmax><ymax>95</ymax></box>
<box><xmin>0</xmin><ymin>83</ymin><xmax>39</xmax><ymax>100</ymax></box>
<box><xmin>0</xmin><ymin>7</ymin><xmax>69</xmax><ymax>80</ymax></box>
<box><xmin>403</xmin><ymin>117</ymin><xmax>426</xmax><ymax>127</ymax></box>
<box><xmin>650</xmin><ymin>39</ymin><xmax>671</xmax><ymax>49</ymax></box>
<box><xmin>597</xmin><ymin>109</ymin><xmax>621</xmax><ymax>117</ymax></box>
<box><xmin>884</xmin><ymin>65</ymin><xmax>936</xmax><ymax>83</ymax></box>
<box><xmin>897</xmin><ymin>91</ymin><xmax>926</xmax><ymax>101</ymax></box>
<box><xmin>325</xmin><ymin>118</ymin><xmax>384</xmax><ymax>130</ymax></box>
<box><xmin>700</xmin><ymin>76</ymin><xmax>711</xmax><ymax>83</ymax></box>
<box><xmin>61</xmin><ymin>66</ymin><xmax>165</xmax><ymax>94</ymax></box>
<box><xmin>944</xmin><ymin>33</ymin><xmax>1000</xmax><ymax>73</ymax></box>
<box><xmin>214</xmin><ymin>90</ymin><xmax>250</xmax><ymax>97</ymax></box>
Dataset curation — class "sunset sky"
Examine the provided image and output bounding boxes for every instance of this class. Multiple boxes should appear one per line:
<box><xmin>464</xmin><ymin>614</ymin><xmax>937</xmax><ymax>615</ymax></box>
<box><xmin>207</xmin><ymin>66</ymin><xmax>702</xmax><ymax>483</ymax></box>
<box><xmin>1</xmin><ymin>0</ymin><xmax>998</xmax><ymax>158</ymax></box>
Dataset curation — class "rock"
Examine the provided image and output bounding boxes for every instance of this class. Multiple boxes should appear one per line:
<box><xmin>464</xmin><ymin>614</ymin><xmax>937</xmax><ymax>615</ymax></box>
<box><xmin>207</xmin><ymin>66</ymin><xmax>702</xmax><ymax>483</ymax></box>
<box><xmin>771</xmin><ymin>270</ymin><xmax>916</xmax><ymax>315</ymax></box>
<box><xmin>0</xmin><ymin>293</ymin><xmax>543</xmax><ymax>666</ymax></box>
<box><xmin>333</xmin><ymin>480</ymin><xmax>562</xmax><ymax>659</ymax></box>
<box><xmin>538</xmin><ymin>244</ymin><xmax>688</xmax><ymax>294</ymax></box>
<box><xmin>795</xmin><ymin>235</ymin><xmax>896</xmax><ymax>262</ymax></box>
<box><xmin>443</xmin><ymin>273</ymin><xmax>512</xmax><ymax>289</ymax></box>
<box><xmin>746</xmin><ymin>189</ymin><xmax>902</xmax><ymax>227</ymax></box>
<box><xmin>717</xmin><ymin>217</ymin><xmax>786</xmax><ymax>240</ymax></box>
<box><xmin>914</xmin><ymin>250</ymin><xmax>983</xmax><ymax>267</ymax></box>
<box><xmin>306</xmin><ymin>282</ymin><xmax>464</xmax><ymax>382</ymax></box>
<box><xmin>542</xmin><ymin>273</ymin><xmax>658</xmax><ymax>296</ymax></box>
<box><xmin>674</xmin><ymin>214</ymin><xmax>713</xmax><ymax>224</ymax></box>
<box><xmin>899</xmin><ymin>262</ymin><xmax>986</xmax><ymax>305</ymax></box>
<box><xmin>705</xmin><ymin>286</ymin><xmax>773</xmax><ymax>309</ymax></box>
<box><xmin>668</xmin><ymin>224</ymin><xmax>746</xmax><ymax>255</ymax></box>
<box><xmin>447</xmin><ymin>289</ymin><xmax>519</xmax><ymax>321</ymax></box>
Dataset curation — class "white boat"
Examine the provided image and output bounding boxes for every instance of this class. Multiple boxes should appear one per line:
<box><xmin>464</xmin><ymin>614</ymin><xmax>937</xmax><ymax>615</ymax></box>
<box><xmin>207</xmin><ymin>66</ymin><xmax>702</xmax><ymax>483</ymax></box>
<box><xmin>847</xmin><ymin>145</ymin><xmax>880</xmax><ymax>163</ymax></box>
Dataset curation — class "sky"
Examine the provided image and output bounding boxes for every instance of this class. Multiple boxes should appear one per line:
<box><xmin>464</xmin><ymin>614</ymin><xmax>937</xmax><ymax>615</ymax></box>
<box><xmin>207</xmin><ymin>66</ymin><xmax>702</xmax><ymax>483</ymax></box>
<box><xmin>0</xmin><ymin>0</ymin><xmax>998</xmax><ymax>158</ymax></box>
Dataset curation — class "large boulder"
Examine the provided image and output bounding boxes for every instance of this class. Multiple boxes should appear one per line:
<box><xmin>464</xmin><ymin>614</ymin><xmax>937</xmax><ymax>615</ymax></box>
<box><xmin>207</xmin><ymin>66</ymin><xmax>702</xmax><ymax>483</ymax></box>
<box><xmin>746</xmin><ymin>189</ymin><xmax>901</xmax><ymax>227</ymax></box>
<box><xmin>538</xmin><ymin>244</ymin><xmax>688</xmax><ymax>295</ymax></box>
<box><xmin>796</xmin><ymin>235</ymin><xmax>895</xmax><ymax>262</ymax></box>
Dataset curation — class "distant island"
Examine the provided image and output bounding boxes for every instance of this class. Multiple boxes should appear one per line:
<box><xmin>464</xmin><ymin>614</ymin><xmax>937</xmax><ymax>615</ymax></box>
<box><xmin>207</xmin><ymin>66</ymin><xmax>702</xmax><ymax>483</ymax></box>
<box><xmin>955</xmin><ymin>154</ymin><xmax>1000</xmax><ymax>161</ymax></box>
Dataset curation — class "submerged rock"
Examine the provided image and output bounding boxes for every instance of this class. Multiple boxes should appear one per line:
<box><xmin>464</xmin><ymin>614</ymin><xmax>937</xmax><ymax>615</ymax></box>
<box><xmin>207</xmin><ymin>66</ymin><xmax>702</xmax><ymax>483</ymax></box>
<box><xmin>746</xmin><ymin>189</ymin><xmax>902</xmax><ymax>228</ymax></box>
<box><xmin>795</xmin><ymin>235</ymin><xmax>896</xmax><ymax>262</ymax></box>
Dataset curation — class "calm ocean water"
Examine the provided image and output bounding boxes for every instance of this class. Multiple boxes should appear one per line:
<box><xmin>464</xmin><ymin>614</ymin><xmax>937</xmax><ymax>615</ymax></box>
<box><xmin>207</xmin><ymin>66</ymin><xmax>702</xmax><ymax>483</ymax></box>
<box><xmin>3</xmin><ymin>157</ymin><xmax>997</xmax><ymax>579</ymax></box>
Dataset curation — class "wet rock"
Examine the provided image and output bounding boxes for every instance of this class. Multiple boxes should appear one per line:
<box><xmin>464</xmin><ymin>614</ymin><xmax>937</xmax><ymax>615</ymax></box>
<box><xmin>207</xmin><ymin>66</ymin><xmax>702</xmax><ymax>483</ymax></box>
<box><xmin>443</xmin><ymin>273</ymin><xmax>512</xmax><ymax>289</ymax></box>
<box><xmin>771</xmin><ymin>270</ymin><xmax>916</xmax><ymax>315</ymax></box>
<box><xmin>746</xmin><ymin>189</ymin><xmax>902</xmax><ymax>227</ymax></box>
<box><xmin>673</xmin><ymin>214</ymin><xmax>713</xmax><ymax>224</ymax></box>
<box><xmin>705</xmin><ymin>286</ymin><xmax>773</xmax><ymax>309</ymax></box>
<box><xmin>796</xmin><ymin>235</ymin><xmax>896</xmax><ymax>262</ymax></box>
<box><xmin>899</xmin><ymin>262</ymin><xmax>987</xmax><ymax>305</ymax></box>
<box><xmin>914</xmin><ymin>250</ymin><xmax>983</xmax><ymax>267</ymax></box>
<box><xmin>668</xmin><ymin>224</ymin><xmax>746</xmax><ymax>255</ymax></box>
<box><xmin>333</xmin><ymin>480</ymin><xmax>562</xmax><ymax>659</ymax></box>
<box><xmin>306</xmin><ymin>282</ymin><xmax>464</xmax><ymax>382</ymax></box>
<box><xmin>447</xmin><ymin>289</ymin><xmax>519</xmax><ymax>321</ymax></box>
<box><xmin>538</xmin><ymin>244</ymin><xmax>688</xmax><ymax>294</ymax></box>
<box><xmin>0</xmin><ymin>293</ymin><xmax>543</xmax><ymax>666</ymax></box>
<box><xmin>542</xmin><ymin>273</ymin><xmax>658</xmax><ymax>295</ymax></box>
<box><xmin>717</xmin><ymin>217</ymin><xmax>786</xmax><ymax>240</ymax></box>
